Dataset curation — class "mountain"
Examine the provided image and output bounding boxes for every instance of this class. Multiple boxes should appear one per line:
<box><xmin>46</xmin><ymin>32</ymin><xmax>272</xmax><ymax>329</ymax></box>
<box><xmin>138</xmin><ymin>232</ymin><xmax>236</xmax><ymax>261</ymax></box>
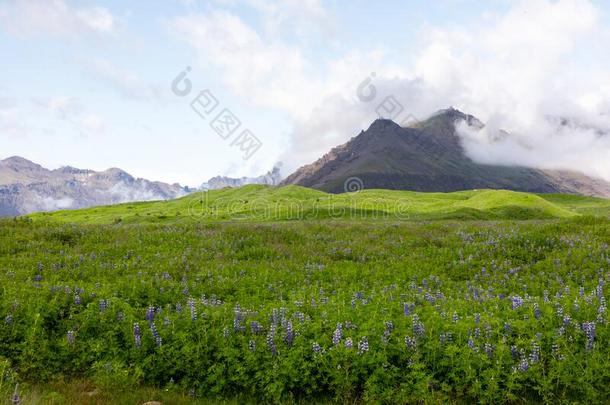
<box><xmin>0</xmin><ymin>157</ymin><xmax>192</xmax><ymax>216</ymax></box>
<box><xmin>200</xmin><ymin>165</ymin><xmax>283</xmax><ymax>190</ymax></box>
<box><xmin>282</xmin><ymin>108</ymin><xmax>610</xmax><ymax>197</ymax></box>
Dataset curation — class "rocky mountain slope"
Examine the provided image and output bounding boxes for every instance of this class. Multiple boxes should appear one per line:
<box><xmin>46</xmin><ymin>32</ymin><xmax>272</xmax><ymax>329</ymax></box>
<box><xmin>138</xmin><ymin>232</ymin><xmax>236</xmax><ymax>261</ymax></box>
<box><xmin>200</xmin><ymin>165</ymin><xmax>283</xmax><ymax>190</ymax></box>
<box><xmin>0</xmin><ymin>157</ymin><xmax>191</xmax><ymax>216</ymax></box>
<box><xmin>282</xmin><ymin>108</ymin><xmax>610</xmax><ymax>197</ymax></box>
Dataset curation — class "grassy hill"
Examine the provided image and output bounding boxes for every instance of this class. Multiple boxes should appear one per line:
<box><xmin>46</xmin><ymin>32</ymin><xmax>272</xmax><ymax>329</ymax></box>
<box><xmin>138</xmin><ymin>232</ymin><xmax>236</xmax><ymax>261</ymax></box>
<box><xmin>26</xmin><ymin>185</ymin><xmax>610</xmax><ymax>224</ymax></box>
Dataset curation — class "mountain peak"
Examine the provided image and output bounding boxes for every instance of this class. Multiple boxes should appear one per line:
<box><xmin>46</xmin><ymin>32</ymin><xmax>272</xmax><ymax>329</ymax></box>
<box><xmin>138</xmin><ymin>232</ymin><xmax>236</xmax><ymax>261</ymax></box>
<box><xmin>1</xmin><ymin>156</ymin><xmax>41</xmax><ymax>169</ymax></box>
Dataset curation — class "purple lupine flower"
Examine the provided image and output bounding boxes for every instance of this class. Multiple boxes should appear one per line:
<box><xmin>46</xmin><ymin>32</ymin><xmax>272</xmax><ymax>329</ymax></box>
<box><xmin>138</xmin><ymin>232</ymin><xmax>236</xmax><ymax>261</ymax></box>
<box><xmin>5</xmin><ymin>314</ymin><xmax>13</xmax><ymax>325</ymax></box>
<box><xmin>405</xmin><ymin>336</ymin><xmax>417</xmax><ymax>350</ymax></box>
<box><xmin>312</xmin><ymin>342</ymin><xmax>322</xmax><ymax>353</ymax></box>
<box><xmin>67</xmin><ymin>330</ymin><xmax>75</xmax><ymax>345</ymax></box>
<box><xmin>233</xmin><ymin>303</ymin><xmax>245</xmax><ymax>333</ymax></box>
<box><xmin>452</xmin><ymin>312</ymin><xmax>459</xmax><ymax>323</ymax></box>
<box><xmin>99</xmin><ymin>299</ymin><xmax>108</xmax><ymax>312</ymax></box>
<box><xmin>150</xmin><ymin>322</ymin><xmax>162</xmax><ymax>346</ymax></box>
<box><xmin>563</xmin><ymin>315</ymin><xmax>571</xmax><ymax>326</ymax></box>
<box><xmin>74</xmin><ymin>295</ymin><xmax>81</xmax><ymax>305</ymax></box>
<box><xmin>504</xmin><ymin>322</ymin><xmax>511</xmax><ymax>334</ymax></box>
<box><xmin>344</xmin><ymin>337</ymin><xmax>353</xmax><ymax>349</ymax></box>
<box><xmin>146</xmin><ymin>306</ymin><xmax>155</xmax><ymax>322</ymax></box>
<box><xmin>579</xmin><ymin>286</ymin><xmax>585</xmax><ymax>296</ymax></box>
<box><xmin>484</xmin><ymin>343</ymin><xmax>494</xmax><ymax>358</ymax></box>
<box><xmin>529</xmin><ymin>342</ymin><xmax>540</xmax><ymax>363</ymax></box>
<box><xmin>543</xmin><ymin>290</ymin><xmax>549</xmax><ymax>302</ymax></box>
<box><xmin>267</xmin><ymin>324</ymin><xmax>277</xmax><ymax>356</ymax></box>
<box><xmin>284</xmin><ymin>321</ymin><xmax>294</xmax><ymax>347</ymax></box>
<box><xmin>412</xmin><ymin>315</ymin><xmax>425</xmax><ymax>337</ymax></box>
<box><xmin>517</xmin><ymin>358</ymin><xmax>529</xmax><ymax>372</ymax></box>
<box><xmin>510</xmin><ymin>345</ymin><xmax>519</xmax><ymax>359</ymax></box>
<box><xmin>357</xmin><ymin>337</ymin><xmax>369</xmax><ymax>354</ymax></box>
<box><xmin>133</xmin><ymin>322</ymin><xmax>141</xmax><ymax>348</ymax></box>
<box><xmin>474</xmin><ymin>313</ymin><xmax>480</xmax><ymax>324</ymax></box>
<box><xmin>332</xmin><ymin>324</ymin><xmax>343</xmax><ymax>346</ymax></box>
<box><xmin>510</xmin><ymin>296</ymin><xmax>524</xmax><ymax>310</ymax></box>
<box><xmin>175</xmin><ymin>303</ymin><xmax>182</xmax><ymax>313</ymax></box>
<box><xmin>467</xmin><ymin>338</ymin><xmax>475</xmax><ymax>350</ymax></box>
<box><xmin>582</xmin><ymin>322</ymin><xmax>596</xmax><ymax>350</ymax></box>
<box><xmin>474</xmin><ymin>327</ymin><xmax>481</xmax><ymax>339</ymax></box>
<box><xmin>403</xmin><ymin>302</ymin><xmax>414</xmax><ymax>316</ymax></box>
<box><xmin>188</xmin><ymin>298</ymin><xmax>197</xmax><ymax>321</ymax></box>
<box><xmin>250</xmin><ymin>321</ymin><xmax>263</xmax><ymax>334</ymax></box>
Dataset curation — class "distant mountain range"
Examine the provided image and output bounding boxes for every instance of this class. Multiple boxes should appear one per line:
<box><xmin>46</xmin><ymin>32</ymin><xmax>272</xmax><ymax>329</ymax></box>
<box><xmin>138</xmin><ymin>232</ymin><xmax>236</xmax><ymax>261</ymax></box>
<box><xmin>0</xmin><ymin>157</ymin><xmax>192</xmax><ymax>216</ymax></box>
<box><xmin>200</xmin><ymin>165</ymin><xmax>283</xmax><ymax>190</ymax></box>
<box><xmin>282</xmin><ymin>108</ymin><xmax>610</xmax><ymax>198</ymax></box>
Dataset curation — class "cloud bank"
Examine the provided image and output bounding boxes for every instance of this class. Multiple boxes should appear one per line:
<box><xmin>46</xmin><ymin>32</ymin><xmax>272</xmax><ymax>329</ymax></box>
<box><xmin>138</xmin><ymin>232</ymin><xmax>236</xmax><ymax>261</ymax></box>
<box><xmin>169</xmin><ymin>0</ymin><xmax>610</xmax><ymax>181</ymax></box>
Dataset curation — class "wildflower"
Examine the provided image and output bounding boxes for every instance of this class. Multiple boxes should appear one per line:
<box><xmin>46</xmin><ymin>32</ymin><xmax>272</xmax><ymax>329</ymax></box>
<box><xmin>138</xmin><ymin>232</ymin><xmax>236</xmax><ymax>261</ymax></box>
<box><xmin>582</xmin><ymin>322</ymin><xmax>596</xmax><ymax>350</ymax></box>
<box><xmin>250</xmin><ymin>321</ymin><xmax>263</xmax><ymax>334</ymax></box>
<box><xmin>99</xmin><ymin>299</ymin><xmax>108</xmax><ymax>312</ymax></box>
<box><xmin>412</xmin><ymin>315</ymin><xmax>425</xmax><ymax>337</ymax></box>
<box><xmin>484</xmin><ymin>343</ymin><xmax>494</xmax><ymax>358</ymax></box>
<box><xmin>74</xmin><ymin>294</ymin><xmax>81</xmax><ymax>305</ymax></box>
<box><xmin>510</xmin><ymin>345</ymin><xmax>519</xmax><ymax>360</ymax></box>
<box><xmin>5</xmin><ymin>314</ymin><xmax>13</xmax><ymax>325</ymax></box>
<box><xmin>452</xmin><ymin>312</ymin><xmax>459</xmax><ymax>323</ymax></box>
<box><xmin>133</xmin><ymin>323</ymin><xmax>141</xmax><ymax>348</ymax></box>
<box><xmin>332</xmin><ymin>324</ymin><xmax>342</xmax><ymax>346</ymax></box>
<box><xmin>403</xmin><ymin>302</ymin><xmax>414</xmax><ymax>316</ymax></box>
<box><xmin>67</xmin><ymin>330</ymin><xmax>75</xmax><ymax>345</ymax></box>
<box><xmin>517</xmin><ymin>358</ymin><xmax>529</xmax><ymax>372</ymax></box>
<box><xmin>188</xmin><ymin>298</ymin><xmax>197</xmax><ymax>321</ymax></box>
<box><xmin>150</xmin><ymin>322</ymin><xmax>162</xmax><ymax>346</ymax></box>
<box><xmin>146</xmin><ymin>306</ymin><xmax>155</xmax><ymax>322</ymax></box>
<box><xmin>312</xmin><ymin>342</ymin><xmax>322</xmax><ymax>353</ymax></box>
<box><xmin>267</xmin><ymin>324</ymin><xmax>277</xmax><ymax>356</ymax></box>
<box><xmin>284</xmin><ymin>321</ymin><xmax>294</xmax><ymax>347</ymax></box>
<box><xmin>504</xmin><ymin>322</ymin><xmax>511</xmax><ymax>334</ymax></box>
<box><xmin>530</xmin><ymin>342</ymin><xmax>540</xmax><ymax>363</ymax></box>
<box><xmin>405</xmin><ymin>336</ymin><xmax>417</xmax><ymax>350</ymax></box>
<box><xmin>249</xmin><ymin>339</ymin><xmax>256</xmax><ymax>352</ymax></box>
<box><xmin>358</xmin><ymin>336</ymin><xmax>369</xmax><ymax>354</ymax></box>
<box><xmin>510</xmin><ymin>296</ymin><xmax>524</xmax><ymax>310</ymax></box>
<box><xmin>474</xmin><ymin>313</ymin><xmax>480</xmax><ymax>324</ymax></box>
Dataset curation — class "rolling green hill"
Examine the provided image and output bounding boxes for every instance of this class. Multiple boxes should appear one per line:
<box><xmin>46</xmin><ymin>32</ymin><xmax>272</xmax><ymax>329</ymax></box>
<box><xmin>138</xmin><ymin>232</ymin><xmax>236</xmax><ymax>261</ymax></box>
<box><xmin>26</xmin><ymin>185</ymin><xmax>610</xmax><ymax>224</ymax></box>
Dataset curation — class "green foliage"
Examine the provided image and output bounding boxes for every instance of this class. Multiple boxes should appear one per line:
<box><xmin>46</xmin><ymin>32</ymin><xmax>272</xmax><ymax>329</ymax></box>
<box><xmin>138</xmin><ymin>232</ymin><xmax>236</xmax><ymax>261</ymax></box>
<box><xmin>1</xmin><ymin>215</ymin><xmax>609</xmax><ymax>402</ymax></box>
<box><xmin>27</xmin><ymin>185</ymin><xmax>609</xmax><ymax>224</ymax></box>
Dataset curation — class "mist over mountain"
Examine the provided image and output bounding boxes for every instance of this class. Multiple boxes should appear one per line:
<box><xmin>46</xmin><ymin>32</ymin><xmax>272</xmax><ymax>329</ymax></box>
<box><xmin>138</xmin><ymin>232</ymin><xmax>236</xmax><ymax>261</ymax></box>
<box><xmin>282</xmin><ymin>108</ymin><xmax>610</xmax><ymax>197</ymax></box>
<box><xmin>0</xmin><ymin>157</ymin><xmax>192</xmax><ymax>216</ymax></box>
<box><xmin>200</xmin><ymin>165</ymin><xmax>283</xmax><ymax>190</ymax></box>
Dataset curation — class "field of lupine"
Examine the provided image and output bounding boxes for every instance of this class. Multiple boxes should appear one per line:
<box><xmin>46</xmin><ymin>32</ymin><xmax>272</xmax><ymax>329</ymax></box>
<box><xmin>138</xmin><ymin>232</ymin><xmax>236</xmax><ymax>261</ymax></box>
<box><xmin>1</xmin><ymin>214</ymin><xmax>610</xmax><ymax>403</ymax></box>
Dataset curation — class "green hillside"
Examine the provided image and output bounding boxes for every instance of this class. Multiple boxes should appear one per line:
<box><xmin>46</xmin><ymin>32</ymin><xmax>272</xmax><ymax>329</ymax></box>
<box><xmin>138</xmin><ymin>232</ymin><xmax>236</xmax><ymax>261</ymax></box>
<box><xmin>27</xmin><ymin>185</ymin><xmax>610</xmax><ymax>224</ymax></box>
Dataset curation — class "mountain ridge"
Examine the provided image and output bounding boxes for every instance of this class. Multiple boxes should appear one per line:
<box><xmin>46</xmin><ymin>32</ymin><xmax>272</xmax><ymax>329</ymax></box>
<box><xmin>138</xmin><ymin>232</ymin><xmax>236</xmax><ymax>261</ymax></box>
<box><xmin>282</xmin><ymin>108</ymin><xmax>610</xmax><ymax>197</ymax></box>
<box><xmin>0</xmin><ymin>157</ymin><xmax>192</xmax><ymax>216</ymax></box>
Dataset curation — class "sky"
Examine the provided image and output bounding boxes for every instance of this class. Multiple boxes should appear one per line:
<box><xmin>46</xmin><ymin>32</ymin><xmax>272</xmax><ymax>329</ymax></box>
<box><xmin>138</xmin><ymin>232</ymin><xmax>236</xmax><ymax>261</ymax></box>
<box><xmin>0</xmin><ymin>0</ymin><xmax>609</xmax><ymax>187</ymax></box>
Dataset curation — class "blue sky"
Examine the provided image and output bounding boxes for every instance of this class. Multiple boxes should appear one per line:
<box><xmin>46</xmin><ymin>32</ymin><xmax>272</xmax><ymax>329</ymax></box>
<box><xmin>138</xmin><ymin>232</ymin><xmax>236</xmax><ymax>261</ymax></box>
<box><xmin>1</xmin><ymin>0</ymin><xmax>609</xmax><ymax>186</ymax></box>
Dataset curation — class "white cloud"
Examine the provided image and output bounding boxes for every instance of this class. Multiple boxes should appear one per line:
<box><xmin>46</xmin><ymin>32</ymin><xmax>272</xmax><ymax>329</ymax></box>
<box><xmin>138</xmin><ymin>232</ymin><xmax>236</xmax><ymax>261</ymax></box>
<box><xmin>288</xmin><ymin>0</ymin><xmax>610</xmax><ymax>181</ymax></box>
<box><xmin>32</xmin><ymin>96</ymin><xmax>106</xmax><ymax>136</ymax></box>
<box><xmin>89</xmin><ymin>59</ymin><xmax>164</xmax><ymax>101</ymax></box>
<box><xmin>0</xmin><ymin>0</ymin><xmax>115</xmax><ymax>38</ymax></box>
